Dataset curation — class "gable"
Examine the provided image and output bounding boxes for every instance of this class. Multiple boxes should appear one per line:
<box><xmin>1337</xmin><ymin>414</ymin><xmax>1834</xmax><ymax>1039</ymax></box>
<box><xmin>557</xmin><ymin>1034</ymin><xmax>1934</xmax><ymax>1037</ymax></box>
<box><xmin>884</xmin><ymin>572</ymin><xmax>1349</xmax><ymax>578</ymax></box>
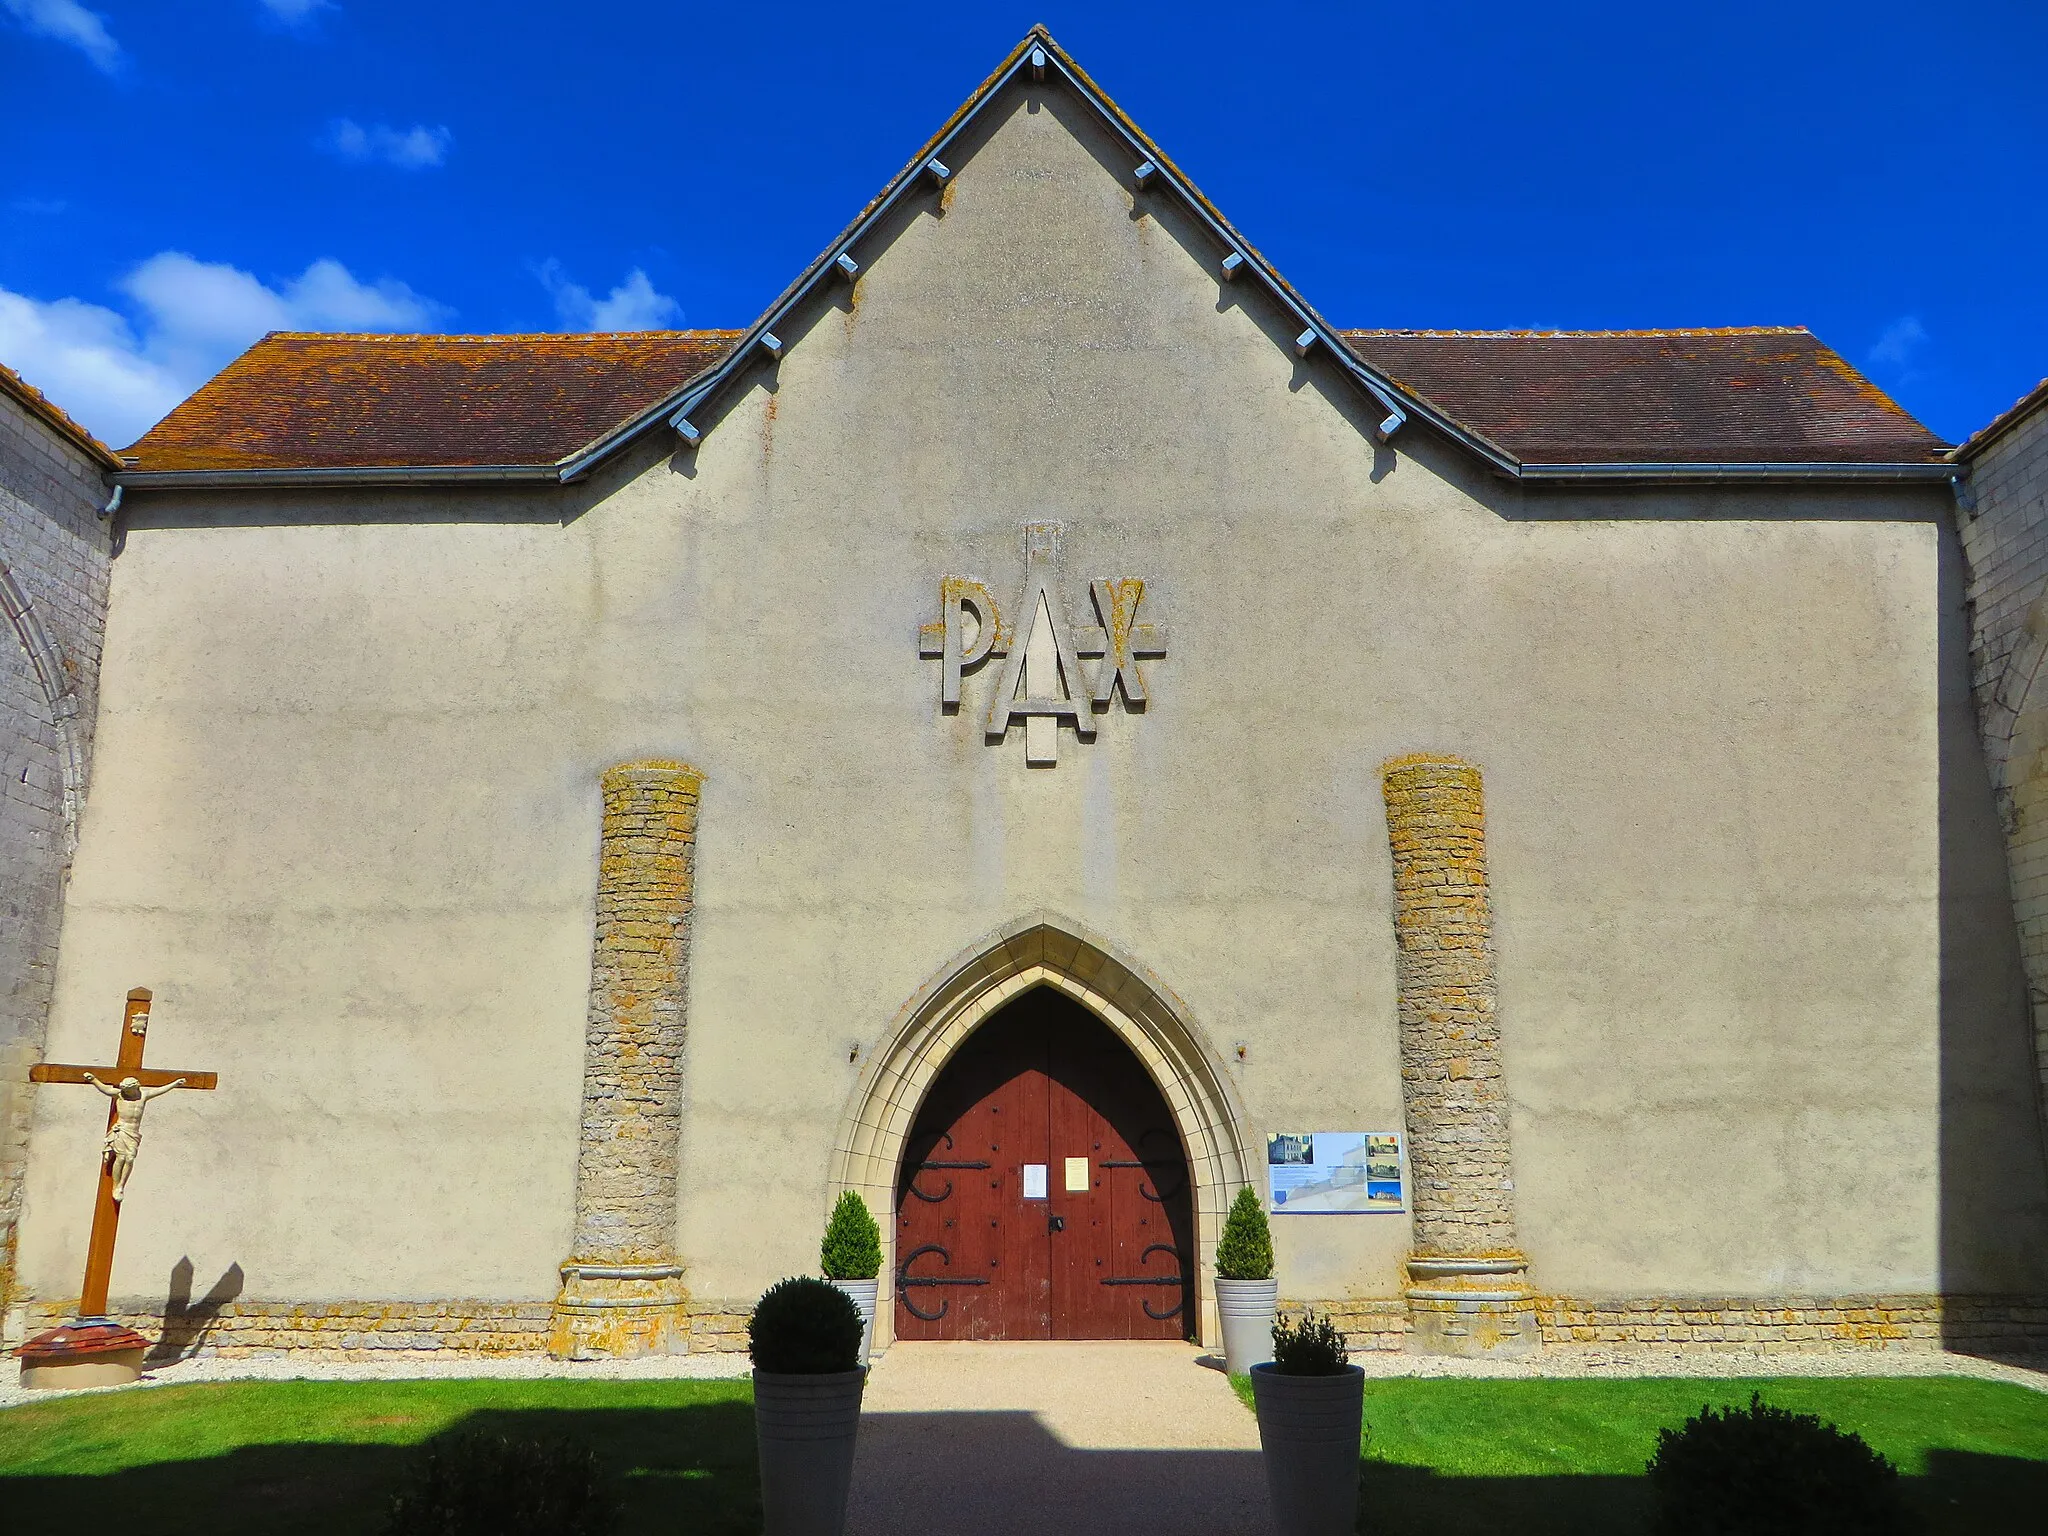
<box><xmin>115</xmin><ymin>28</ymin><xmax>1951</xmax><ymax>490</ymax></box>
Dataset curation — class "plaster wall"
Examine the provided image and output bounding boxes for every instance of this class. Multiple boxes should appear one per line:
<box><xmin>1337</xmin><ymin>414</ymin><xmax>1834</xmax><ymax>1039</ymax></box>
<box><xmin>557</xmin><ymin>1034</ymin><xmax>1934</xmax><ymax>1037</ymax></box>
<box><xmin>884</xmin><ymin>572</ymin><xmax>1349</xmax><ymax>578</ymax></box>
<box><xmin>16</xmin><ymin>85</ymin><xmax>2047</xmax><ymax>1321</ymax></box>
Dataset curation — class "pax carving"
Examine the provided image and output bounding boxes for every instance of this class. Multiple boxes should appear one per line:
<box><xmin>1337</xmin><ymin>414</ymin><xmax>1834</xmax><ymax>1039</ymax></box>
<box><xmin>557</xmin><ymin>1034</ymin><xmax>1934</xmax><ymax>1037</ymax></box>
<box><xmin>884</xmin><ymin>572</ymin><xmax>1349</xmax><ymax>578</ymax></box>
<box><xmin>918</xmin><ymin>523</ymin><xmax>1167</xmax><ymax>765</ymax></box>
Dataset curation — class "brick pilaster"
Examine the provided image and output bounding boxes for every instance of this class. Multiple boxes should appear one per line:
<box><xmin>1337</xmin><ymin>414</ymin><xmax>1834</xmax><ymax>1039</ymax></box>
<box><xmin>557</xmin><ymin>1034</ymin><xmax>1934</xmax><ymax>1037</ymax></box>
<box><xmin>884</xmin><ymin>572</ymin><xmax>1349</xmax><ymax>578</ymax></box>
<box><xmin>1382</xmin><ymin>754</ymin><xmax>1537</xmax><ymax>1356</ymax></box>
<box><xmin>549</xmin><ymin>760</ymin><xmax>703</xmax><ymax>1359</ymax></box>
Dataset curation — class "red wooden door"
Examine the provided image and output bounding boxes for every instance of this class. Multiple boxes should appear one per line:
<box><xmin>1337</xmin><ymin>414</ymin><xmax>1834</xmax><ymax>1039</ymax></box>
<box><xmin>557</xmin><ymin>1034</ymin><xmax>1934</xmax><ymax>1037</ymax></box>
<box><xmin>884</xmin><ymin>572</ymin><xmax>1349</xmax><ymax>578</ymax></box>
<box><xmin>895</xmin><ymin>988</ymin><xmax>1194</xmax><ymax>1340</ymax></box>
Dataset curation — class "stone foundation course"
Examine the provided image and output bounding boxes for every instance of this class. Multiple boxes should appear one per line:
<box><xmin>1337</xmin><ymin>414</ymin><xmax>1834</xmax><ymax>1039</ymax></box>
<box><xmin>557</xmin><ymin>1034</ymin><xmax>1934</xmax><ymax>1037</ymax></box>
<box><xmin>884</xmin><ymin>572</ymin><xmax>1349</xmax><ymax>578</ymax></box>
<box><xmin>11</xmin><ymin>1293</ymin><xmax>2042</xmax><ymax>1362</ymax></box>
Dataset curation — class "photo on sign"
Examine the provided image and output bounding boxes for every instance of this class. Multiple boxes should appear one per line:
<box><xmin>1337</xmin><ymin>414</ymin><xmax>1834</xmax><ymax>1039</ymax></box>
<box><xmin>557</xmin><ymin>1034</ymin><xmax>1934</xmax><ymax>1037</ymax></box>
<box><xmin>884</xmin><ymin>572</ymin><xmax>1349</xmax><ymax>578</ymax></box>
<box><xmin>1266</xmin><ymin>1130</ymin><xmax>1405</xmax><ymax>1213</ymax></box>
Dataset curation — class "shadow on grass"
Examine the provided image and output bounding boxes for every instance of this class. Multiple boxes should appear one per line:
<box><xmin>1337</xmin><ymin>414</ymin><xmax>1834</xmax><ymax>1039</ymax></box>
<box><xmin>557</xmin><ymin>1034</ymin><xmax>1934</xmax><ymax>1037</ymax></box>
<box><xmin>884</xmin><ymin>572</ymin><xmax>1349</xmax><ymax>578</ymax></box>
<box><xmin>7</xmin><ymin>1400</ymin><xmax>2044</xmax><ymax>1536</ymax></box>
<box><xmin>1359</xmin><ymin>1448</ymin><xmax>2048</xmax><ymax>1536</ymax></box>
<box><xmin>0</xmin><ymin>1402</ymin><xmax>760</xmax><ymax>1536</ymax></box>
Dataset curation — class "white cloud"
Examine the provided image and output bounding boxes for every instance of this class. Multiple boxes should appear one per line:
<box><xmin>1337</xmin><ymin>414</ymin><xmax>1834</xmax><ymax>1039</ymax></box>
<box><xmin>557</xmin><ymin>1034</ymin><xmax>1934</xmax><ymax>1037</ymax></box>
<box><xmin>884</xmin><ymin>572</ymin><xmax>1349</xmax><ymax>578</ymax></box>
<box><xmin>3</xmin><ymin>0</ymin><xmax>120</xmax><ymax>72</ymax></box>
<box><xmin>327</xmin><ymin>119</ymin><xmax>452</xmax><ymax>170</ymax></box>
<box><xmin>0</xmin><ymin>291</ymin><xmax>181</xmax><ymax>448</ymax></box>
<box><xmin>259</xmin><ymin>0</ymin><xmax>332</xmax><ymax>20</ymax></box>
<box><xmin>0</xmin><ymin>253</ymin><xmax>447</xmax><ymax>447</ymax></box>
<box><xmin>1868</xmin><ymin>316</ymin><xmax>1929</xmax><ymax>372</ymax></box>
<box><xmin>540</xmin><ymin>264</ymin><xmax>682</xmax><ymax>331</ymax></box>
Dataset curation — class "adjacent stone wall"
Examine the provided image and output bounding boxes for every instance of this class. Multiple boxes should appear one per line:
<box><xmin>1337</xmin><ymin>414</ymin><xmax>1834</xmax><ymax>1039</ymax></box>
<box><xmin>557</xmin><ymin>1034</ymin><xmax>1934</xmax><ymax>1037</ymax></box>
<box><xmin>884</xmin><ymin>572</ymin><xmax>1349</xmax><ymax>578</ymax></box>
<box><xmin>1957</xmin><ymin>383</ymin><xmax>2048</xmax><ymax>1141</ymax></box>
<box><xmin>549</xmin><ymin>760</ymin><xmax>704</xmax><ymax>1359</ymax></box>
<box><xmin>1382</xmin><ymin>755</ymin><xmax>1538</xmax><ymax>1355</ymax></box>
<box><xmin>0</xmin><ymin>378</ymin><xmax>113</xmax><ymax>1315</ymax></box>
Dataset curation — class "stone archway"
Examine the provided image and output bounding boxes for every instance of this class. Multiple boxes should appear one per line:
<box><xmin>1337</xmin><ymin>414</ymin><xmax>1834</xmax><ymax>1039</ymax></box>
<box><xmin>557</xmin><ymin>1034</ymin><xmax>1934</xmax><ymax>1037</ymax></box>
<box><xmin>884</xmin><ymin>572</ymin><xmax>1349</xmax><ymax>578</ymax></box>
<box><xmin>829</xmin><ymin>913</ymin><xmax>1256</xmax><ymax>1348</ymax></box>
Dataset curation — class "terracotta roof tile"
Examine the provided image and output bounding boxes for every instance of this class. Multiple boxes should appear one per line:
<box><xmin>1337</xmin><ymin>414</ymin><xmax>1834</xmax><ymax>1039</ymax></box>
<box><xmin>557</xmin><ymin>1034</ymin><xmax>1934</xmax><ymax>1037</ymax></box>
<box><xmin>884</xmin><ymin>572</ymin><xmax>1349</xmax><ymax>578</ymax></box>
<box><xmin>1341</xmin><ymin>327</ymin><xmax>1947</xmax><ymax>465</ymax></box>
<box><xmin>123</xmin><ymin>331</ymin><xmax>738</xmax><ymax>471</ymax></box>
<box><xmin>123</xmin><ymin>325</ymin><xmax>1945</xmax><ymax>477</ymax></box>
<box><xmin>0</xmin><ymin>361</ymin><xmax>121</xmax><ymax>470</ymax></box>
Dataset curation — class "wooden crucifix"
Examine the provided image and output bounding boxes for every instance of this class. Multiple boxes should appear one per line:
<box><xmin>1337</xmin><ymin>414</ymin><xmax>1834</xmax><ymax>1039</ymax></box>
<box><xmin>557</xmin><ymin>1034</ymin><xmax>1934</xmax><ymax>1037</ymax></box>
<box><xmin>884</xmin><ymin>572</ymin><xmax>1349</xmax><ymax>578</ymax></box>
<box><xmin>17</xmin><ymin>987</ymin><xmax>217</xmax><ymax>1388</ymax></box>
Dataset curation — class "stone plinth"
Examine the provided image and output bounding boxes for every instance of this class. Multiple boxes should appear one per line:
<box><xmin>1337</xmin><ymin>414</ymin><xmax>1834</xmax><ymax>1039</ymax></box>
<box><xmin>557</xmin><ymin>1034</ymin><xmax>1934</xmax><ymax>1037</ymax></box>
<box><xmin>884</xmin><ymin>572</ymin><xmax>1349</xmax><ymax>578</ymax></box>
<box><xmin>549</xmin><ymin>761</ymin><xmax>702</xmax><ymax>1360</ymax></box>
<box><xmin>1382</xmin><ymin>755</ymin><xmax>1537</xmax><ymax>1357</ymax></box>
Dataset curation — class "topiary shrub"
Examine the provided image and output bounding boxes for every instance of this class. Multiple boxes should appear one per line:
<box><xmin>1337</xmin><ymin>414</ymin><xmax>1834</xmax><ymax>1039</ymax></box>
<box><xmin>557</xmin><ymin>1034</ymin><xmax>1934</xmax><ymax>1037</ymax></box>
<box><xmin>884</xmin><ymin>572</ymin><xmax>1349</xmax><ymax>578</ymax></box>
<box><xmin>820</xmin><ymin>1190</ymin><xmax>883</xmax><ymax>1281</ymax></box>
<box><xmin>1647</xmin><ymin>1392</ymin><xmax>1911</xmax><ymax>1536</ymax></box>
<box><xmin>383</xmin><ymin>1432</ymin><xmax>616</xmax><ymax>1536</ymax></box>
<box><xmin>1270</xmin><ymin>1310</ymin><xmax>1350</xmax><ymax>1375</ymax></box>
<box><xmin>1215</xmin><ymin>1185</ymin><xmax>1274</xmax><ymax>1281</ymax></box>
<box><xmin>749</xmin><ymin>1276</ymin><xmax>864</xmax><ymax>1374</ymax></box>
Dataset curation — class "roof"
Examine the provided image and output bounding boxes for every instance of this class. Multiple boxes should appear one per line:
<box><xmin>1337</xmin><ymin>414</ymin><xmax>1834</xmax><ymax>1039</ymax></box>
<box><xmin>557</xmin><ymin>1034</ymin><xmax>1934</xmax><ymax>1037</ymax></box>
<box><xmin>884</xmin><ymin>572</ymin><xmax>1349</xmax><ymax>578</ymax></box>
<box><xmin>115</xmin><ymin>28</ymin><xmax>1953</xmax><ymax>490</ymax></box>
<box><xmin>1950</xmin><ymin>377</ymin><xmax>2048</xmax><ymax>463</ymax></box>
<box><xmin>124</xmin><ymin>325</ymin><xmax>1945</xmax><ymax>483</ymax></box>
<box><xmin>0</xmin><ymin>361</ymin><xmax>121</xmax><ymax>472</ymax></box>
<box><xmin>1341</xmin><ymin>329</ymin><xmax>1948</xmax><ymax>469</ymax></box>
<box><xmin>124</xmin><ymin>332</ymin><xmax>737</xmax><ymax>475</ymax></box>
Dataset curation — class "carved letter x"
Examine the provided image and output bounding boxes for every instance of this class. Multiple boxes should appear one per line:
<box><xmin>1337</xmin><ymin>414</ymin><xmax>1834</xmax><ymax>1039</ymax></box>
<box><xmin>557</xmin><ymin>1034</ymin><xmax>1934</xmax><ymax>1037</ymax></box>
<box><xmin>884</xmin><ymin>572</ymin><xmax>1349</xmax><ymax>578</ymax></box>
<box><xmin>1073</xmin><ymin>579</ymin><xmax>1169</xmax><ymax>708</ymax></box>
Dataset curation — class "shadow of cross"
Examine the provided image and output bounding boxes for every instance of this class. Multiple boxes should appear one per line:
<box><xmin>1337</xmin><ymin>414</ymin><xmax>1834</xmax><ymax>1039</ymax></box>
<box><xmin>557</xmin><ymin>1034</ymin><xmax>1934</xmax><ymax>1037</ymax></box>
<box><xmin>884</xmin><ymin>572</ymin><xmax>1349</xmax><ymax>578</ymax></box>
<box><xmin>26</xmin><ymin>988</ymin><xmax>218</xmax><ymax>1325</ymax></box>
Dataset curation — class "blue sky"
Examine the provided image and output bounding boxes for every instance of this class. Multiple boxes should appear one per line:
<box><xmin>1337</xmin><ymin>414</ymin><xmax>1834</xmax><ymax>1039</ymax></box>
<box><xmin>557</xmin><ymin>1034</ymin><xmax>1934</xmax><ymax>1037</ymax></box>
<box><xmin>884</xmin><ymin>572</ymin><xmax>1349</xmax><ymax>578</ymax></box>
<box><xmin>2</xmin><ymin>1</ymin><xmax>2043</xmax><ymax>449</ymax></box>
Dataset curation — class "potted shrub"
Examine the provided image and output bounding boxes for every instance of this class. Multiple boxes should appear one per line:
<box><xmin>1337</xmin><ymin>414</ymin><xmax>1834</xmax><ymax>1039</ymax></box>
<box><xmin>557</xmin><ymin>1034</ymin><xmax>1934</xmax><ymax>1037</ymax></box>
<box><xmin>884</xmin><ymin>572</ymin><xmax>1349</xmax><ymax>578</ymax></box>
<box><xmin>1249</xmin><ymin>1311</ymin><xmax>1364</xmax><ymax>1536</ymax></box>
<box><xmin>749</xmin><ymin>1276</ymin><xmax>867</xmax><ymax>1536</ymax></box>
<box><xmin>820</xmin><ymin>1189</ymin><xmax>883</xmax><ymax>1366</ymax></box>
<box><xmin>1214</xmin><ymin>1184</ymin><xmax>1278</xmax><ymax>1374</ymax></box>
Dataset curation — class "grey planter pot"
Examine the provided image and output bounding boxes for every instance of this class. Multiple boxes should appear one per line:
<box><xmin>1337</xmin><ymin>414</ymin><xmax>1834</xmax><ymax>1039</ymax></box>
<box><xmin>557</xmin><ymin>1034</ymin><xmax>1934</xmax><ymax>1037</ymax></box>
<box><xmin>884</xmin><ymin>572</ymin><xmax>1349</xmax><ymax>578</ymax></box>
<box><xmin>829</xmin><ymin>1277</ymin><xmax>880</xmax><ymax>1366</ymax></box>
<box><xmin>753</xmin><ymin>1367</ymin><xmax>867</xmax><ymax>1536</ymax></box>
<box><xmin>1214</xmin><ymin>1276</ymin><xmax>1280</xmax><ymax>1374</ymax></box>
<box><xmin>1249</xmin><ymin>1363</ymin><xmax>1366</xmax><ymax>1536</ymax></box>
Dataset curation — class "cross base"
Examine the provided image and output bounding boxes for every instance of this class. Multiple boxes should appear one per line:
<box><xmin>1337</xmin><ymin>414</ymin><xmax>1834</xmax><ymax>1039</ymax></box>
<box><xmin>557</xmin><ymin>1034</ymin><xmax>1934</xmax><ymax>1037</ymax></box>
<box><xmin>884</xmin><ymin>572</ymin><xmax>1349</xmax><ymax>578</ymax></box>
<box><xmin>16</xmin><ymin>1319</ymin><xmax>150</xmax><ymax>1390</ymax></box>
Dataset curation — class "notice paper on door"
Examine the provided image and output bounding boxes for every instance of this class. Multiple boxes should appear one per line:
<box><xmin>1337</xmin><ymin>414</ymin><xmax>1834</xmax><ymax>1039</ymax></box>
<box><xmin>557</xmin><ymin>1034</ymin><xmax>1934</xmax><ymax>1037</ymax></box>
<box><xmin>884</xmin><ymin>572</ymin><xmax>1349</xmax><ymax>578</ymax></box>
<box><xmin>1022</xmin><ymin>1163</ymin><xmax>1048</xmax><ymax>1199</ymax></box>
<box><xmin>1064</xmin><ymin>1156</ymin><xmax>1089</xmax><ymax>1191</ymax></box>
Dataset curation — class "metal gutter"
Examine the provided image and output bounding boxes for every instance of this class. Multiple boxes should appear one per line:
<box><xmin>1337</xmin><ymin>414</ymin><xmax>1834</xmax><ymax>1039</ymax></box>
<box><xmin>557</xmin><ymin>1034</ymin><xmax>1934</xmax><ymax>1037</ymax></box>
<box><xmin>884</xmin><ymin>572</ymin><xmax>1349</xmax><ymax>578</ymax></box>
<box><xmin>117</xmin><ymin>464</ymin><xmax>564</xmax><ymax>490</ymax></box>
<box><xmin>1514</xmin><ymin>461</ymin><xmax>1958</xmax><ymax>485</ymax></box>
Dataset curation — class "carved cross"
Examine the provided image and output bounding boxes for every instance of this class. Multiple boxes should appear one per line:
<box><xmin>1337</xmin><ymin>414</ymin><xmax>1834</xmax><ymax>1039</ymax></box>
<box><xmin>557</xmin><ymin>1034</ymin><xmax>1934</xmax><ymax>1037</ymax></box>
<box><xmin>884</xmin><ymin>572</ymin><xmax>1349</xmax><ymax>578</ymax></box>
<box><xmin>27</xmin><ymin>988</ymin><xmax>217</xmax><ymax>1320</ymax></box>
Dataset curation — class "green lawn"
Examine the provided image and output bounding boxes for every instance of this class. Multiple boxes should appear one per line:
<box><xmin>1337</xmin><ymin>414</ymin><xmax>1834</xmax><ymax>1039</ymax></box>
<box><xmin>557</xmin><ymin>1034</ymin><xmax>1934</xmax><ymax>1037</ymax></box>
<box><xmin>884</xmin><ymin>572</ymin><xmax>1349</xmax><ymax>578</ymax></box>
<box><xmin>0</xmin><ymin>1377</ymin><xmax>759</xmax><ymax>1535</ymax></box>
<box><xmin>5</xmin><ymin>1372</ymin><xmax>2044</xmax><ymax>1535</ymax></box>
<box><xmin>1230</xmin><ymin>1373</ymin><xmax>2048</xmax><ymax>1535</ymax></box>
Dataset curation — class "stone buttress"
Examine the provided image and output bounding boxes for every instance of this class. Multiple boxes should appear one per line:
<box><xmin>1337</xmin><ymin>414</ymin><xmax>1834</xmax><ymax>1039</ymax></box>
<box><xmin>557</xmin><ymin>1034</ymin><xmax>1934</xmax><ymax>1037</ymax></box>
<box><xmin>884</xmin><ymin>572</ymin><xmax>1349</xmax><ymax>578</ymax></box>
<box><xmin>549</xmin><ymin>761</ymin><xmax>703</xmax><ymax>1358</ymax></box>
<box><xmin>1382</xmin><ymin>754</ymin><xmax>1539</xmax><ymax>1356</ymax></box>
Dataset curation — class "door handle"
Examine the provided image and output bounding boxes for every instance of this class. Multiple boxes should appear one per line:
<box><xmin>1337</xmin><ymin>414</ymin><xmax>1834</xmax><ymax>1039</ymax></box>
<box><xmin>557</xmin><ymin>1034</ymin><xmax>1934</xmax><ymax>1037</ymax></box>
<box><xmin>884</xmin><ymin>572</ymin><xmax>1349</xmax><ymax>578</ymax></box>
<box><xmin>1048</xmin><ymin>1214</ymin><xmax>1066</xmax><ymax>1234</ymax></box>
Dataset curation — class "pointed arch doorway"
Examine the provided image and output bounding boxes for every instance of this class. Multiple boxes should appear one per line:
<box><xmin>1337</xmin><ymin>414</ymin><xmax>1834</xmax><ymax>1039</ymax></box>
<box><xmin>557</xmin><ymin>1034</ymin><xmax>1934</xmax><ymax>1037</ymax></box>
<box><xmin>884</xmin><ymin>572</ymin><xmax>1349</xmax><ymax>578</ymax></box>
<box><xmin>829</xmin><ymin>914</ymin><xmax>1256</xmax><ymax>1349</ymax></box>
<box><xmin>895</xmin><ymin>986</ymin><xmax>1194</xmax><ymax>1339</ymax></box>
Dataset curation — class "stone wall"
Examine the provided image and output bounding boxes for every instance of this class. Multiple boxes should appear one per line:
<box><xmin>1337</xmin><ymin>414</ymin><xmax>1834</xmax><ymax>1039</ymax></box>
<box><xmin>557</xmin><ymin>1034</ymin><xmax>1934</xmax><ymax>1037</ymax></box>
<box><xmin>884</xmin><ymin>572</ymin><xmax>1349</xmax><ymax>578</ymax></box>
<box><xmin>1296</xmin><ymin>1294</ymin><xmax>2048</xmax><ymax>1358</ymax></box>
<box><xmin>10</xmin><ymin>1295</ymin><xmax>753</xmax><ymax>1359</ymax></box>
<box><xmin>0</xmin><ymin>373</ymin><xmax>114</xmax><ymax>1313</ymax></box>
<box><xmin>14</xmin><ymin>1289</ymin><xmax>2035</xmax><ymax>1362</ymax></box>
<box><xmin>1957</xmin><ymin>381</ymin><xmax>2048</xmax><ymax>1136</ymax></box>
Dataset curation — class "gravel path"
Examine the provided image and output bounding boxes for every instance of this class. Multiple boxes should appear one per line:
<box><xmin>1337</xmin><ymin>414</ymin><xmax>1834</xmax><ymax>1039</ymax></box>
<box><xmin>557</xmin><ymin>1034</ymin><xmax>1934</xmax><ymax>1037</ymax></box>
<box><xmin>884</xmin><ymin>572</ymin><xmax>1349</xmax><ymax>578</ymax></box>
<box><xmin>0</xmin><ymin>1345</ymin><xmax>750</xmax><ymax>1410</ymax></box>
<box><xmin>4</xmin><ymin>1338</ymin><xmax>2040</xmax><ymax>1414</ymax></box>
<box><xmin>848</xmin><ymin>1341</ymin><xmax>1271</xmax><ymax>1536</ymax></box>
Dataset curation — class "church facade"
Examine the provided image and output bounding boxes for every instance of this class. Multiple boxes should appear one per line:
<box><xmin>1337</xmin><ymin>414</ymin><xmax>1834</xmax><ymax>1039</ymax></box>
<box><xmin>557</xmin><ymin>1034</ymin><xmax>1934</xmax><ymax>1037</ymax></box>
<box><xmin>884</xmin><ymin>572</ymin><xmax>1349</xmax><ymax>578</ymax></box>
<box><xmin>9</xmin><ymin>31</ymin><xmax>2048</xmax><ymax>1360</ymax></box>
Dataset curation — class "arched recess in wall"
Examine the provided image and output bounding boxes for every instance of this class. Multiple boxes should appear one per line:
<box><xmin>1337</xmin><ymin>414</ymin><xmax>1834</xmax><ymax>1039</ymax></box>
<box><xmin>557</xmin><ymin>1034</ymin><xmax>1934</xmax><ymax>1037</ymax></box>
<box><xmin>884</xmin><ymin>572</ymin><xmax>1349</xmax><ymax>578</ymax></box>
<box><xmin>1985</xmin><ymin>623</ymin><xmax>2048</xmax><ymax>816</ymax></box>
<box><xmin>0</xmin><ymin>558</ymin><xmax>85</xmax><ymax>854</ymax></box>
<box><xmin>1985</xmin><ymin>629</ymin><xmax>2048</xmax><ymax>1155</ymax></box>
<box><xmin>829</xmin><ymin>912</ymin><xmax>1257</xmax><ymax>1348</ymax></box>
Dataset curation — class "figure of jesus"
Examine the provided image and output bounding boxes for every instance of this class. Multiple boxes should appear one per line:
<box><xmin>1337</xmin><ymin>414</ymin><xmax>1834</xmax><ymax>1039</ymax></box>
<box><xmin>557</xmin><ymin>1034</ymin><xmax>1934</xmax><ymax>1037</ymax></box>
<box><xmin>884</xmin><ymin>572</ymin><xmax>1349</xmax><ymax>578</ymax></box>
<box><xmin>82</xmin><ymin>1073</ymin><xmax>187</xmax><ymax>1201</ymax></box>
